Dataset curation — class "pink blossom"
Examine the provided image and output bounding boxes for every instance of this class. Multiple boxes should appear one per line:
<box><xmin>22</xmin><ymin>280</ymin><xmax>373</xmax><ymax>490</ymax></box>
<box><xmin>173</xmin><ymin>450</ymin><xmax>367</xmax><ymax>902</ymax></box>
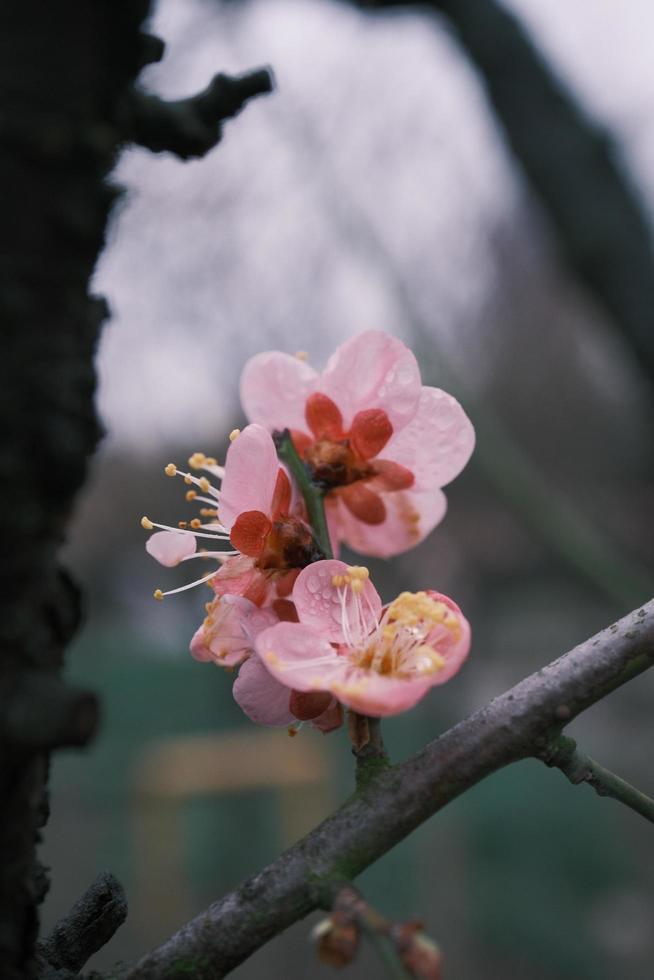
<box><xmin>240</xmin><ymin>331</ymin><xmax>475</xmax><ymax>557</ymax></box>
<box><xmin>142</xmin><ymin>427</ymin><xmax>319</xmax><ymax>606</ymax></box>
<box><xmin>190</xmin><ymin>595</ymin><xmax>276</xmax><ymax>666</ymax></box>
<box><xmin>230</xmin><ymin>593</ymin><xmax>343</xmax><ymax>732</ymax></box>
<box><xmin>254</xmin><ymin>560</ymin><xmax>470</xmax><ymax>718</ymax></box>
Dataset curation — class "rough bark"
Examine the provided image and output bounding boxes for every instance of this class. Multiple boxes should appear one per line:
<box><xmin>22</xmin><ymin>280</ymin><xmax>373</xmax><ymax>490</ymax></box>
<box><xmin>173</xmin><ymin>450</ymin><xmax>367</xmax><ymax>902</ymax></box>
<box><xmin>0</xmin><ymin>6</ymin><xmax>271</xmax><ymax>977</ymax></box>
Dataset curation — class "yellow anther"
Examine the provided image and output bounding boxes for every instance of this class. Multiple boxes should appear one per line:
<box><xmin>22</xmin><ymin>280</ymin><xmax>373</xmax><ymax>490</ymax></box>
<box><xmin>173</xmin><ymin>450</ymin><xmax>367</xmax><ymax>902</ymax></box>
<box><xmin>153</xmin><ymin>589</ymin><xmax>164</xmax><ymax>601</ymax></box>
<box><xmin>294</xmin><ymin>350</ymin><xmax>308</xmax><ymax>361</ymax></box>
<box><xmin>190</xmin><ymin>518</ymin><xmax>202</xmax><ymax>529</ymax></box>
<box><xmin>351</xmin><ymin>580</ymin><xmax>364</xmax><ymax>593</ymax></box>
<box><xmin>164</xmin><ymin>463</ymin><xmax>177</xmax><ymax>477</ymax></box>
<box><xmin>204</xmin><ymin>456</ymin><xmax>218</xmax><ymax>466</ymax></box>
<box><xmin>141</xmin><ymin>516</ymin><xmax>154</xmax><ymax>530</ymax></box>
<box><xmin>205</xmin><ymin>602</ymin><xmax>213</xmax><ymax>612</ymax></box>
<box><xmin>178</xmin><ymin>521</ymin><xmax>188</xmax><ymax>528</ymax></box>
<box><xmin>184</xmin><ymin>474</ymin><xmax>193</xmax><ymax>485</ymax></box>
<box><xmin>382</xmin><ymin>624</ymin><xmax>396</xmax><ymax>639</ymax></box>
<box><xmin>348</xmin><ymin>565</ymin><xmax>369</xmax><ymax>581</ymax></box>
<box><xmin>189</xmin><ymin>452</ymin><xmax>206</xmax><ymax>469</ymax></box>
<box><xmin>414</xmin><ymin>647</ymin><xmax>446</xmax><ymax>673</ymax></box>
<box><xmin>331</xmin><ymin>574</ymin><xmax>343</xmax><ymax>587</ymax></box>
<box><xmin>198</xmin><ymin>477</ymin><xmax>210</xmax><ymax>493</ymax></box>
<box><xmin>229</xmin><ymin>428</ymin><xmax>241</xmax><ymax>442</ymax></box>
<box><xmin>200</xmin><ymin>507</ymin><xmax>218</xmax><ymax>517</ymax></box>
<box><xmin>185</xmin><ymin>490</ymin><xmax>197</xmax><ymax>502</ymax></box>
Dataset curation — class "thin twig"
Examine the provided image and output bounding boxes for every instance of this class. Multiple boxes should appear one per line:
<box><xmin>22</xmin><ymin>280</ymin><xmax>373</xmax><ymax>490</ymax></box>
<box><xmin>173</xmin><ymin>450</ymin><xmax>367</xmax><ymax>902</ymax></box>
<box><xmin>542</xmin><ymin>735</ymin><xmax>654</xmax><ymax>824</ymax></box>
<box><xmin>113</xmin><ymin>599</ymin><xmax>654</xmax><ymax>980</ymax></box>
<box><xmin>121</xmin><ymin>67</ymin><xmax>274</xmax><ymax>160</ymax></box>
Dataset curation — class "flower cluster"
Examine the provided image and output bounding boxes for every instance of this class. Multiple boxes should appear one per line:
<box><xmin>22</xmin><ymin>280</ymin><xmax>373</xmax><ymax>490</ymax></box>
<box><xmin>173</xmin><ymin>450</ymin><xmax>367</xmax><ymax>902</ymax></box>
<box><xmin>142</xmin><ymin>331</ymin><xmax>474</xmax><ymax>734</ymax></box>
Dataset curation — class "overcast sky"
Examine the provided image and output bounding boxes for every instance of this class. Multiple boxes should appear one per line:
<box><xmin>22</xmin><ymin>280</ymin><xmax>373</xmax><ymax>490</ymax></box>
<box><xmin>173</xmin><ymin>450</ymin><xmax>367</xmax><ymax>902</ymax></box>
<box><xmin>94</xmin><ymin>0</ymin><xmax>654</xmax><ymax>451</ymax></box>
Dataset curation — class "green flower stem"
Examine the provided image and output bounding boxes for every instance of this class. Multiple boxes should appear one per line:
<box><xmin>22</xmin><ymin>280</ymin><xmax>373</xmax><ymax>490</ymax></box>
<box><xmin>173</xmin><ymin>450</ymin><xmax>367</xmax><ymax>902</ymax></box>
<box><xmin>542</xmin><ymin>735</ymin><xmax>654</xmax><ymax>824</ymax></box>
<box><xmin>275</xmin><ymin>429</ymin><xmax>333</xmax><ymax>559</ymax></box>
<box><xmin>349</xmin><ymin>713</ymin><xmax>391</xmax><ymax>789</ymax></box>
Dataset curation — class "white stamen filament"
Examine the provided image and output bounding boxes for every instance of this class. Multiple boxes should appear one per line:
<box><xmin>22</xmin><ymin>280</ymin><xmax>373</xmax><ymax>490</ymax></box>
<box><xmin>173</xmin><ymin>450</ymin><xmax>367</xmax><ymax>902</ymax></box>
<box><xmin>156</xmin><ymin>568</ymin><xmax>219</xmax><ymax>598</ymax></box>
<box><xmin>147</xmin><ymin>520</ymin><xmax>230</xmax><ymax>542</ymax></box>
<box><xmin>169</xmin><ymin>466</ymin><xmax>221</xmax><ymax>499</ymax></box>
<box><xmin>181</xmin><ymin>550</ymin><xmax>238</xmax><ymax>563</ymax></box>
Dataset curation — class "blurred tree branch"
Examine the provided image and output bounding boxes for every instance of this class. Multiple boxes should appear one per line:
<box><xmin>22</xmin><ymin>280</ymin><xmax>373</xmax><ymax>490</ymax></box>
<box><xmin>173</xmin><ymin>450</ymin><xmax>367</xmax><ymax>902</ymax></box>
<box><xmin>106</xmin><ymin>599</ymin><xmax>653</xmax><ymax>979</ymax></box>
<box><xmin>121</xmin><ymin>67</ymin><xmax>274</xmax><ymax>160</ymax></box>
<box><xmin>353</xmin><ymin>0</ymin><xmax>654</xmax><ymax>388</ymax></box>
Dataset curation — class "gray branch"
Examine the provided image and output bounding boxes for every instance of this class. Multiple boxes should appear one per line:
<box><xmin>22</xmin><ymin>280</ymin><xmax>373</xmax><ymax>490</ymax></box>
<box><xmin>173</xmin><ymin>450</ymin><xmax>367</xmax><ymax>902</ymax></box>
<box><xmin>109</xmin><ymin>599</ymin><xmax>653</xmax><ymax>979</ymax></box>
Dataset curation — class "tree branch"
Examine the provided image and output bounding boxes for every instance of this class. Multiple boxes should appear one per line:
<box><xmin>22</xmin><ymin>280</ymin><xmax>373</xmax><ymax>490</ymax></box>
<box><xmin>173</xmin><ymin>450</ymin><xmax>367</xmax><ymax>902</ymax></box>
<box><xmin>111</xmin><ymin>599</ymin><xmax>653</xmax><ymax>979</ymax></box>
<box><xmin>541</xmin><ymin>734</ymin><xmax>654</xmax><ymax>824</ymax></box>
<box><xmin>354</xmin><ymin>0</ymin><xmax>654</xmax><ymax>387</ymax></box>
<box><xmin>122</xmin><ymin>67</ymin><xmax>274</xmax><ymax>160</ymax></box>
<box><xmin>38</xmin><ymin>872</ymin><xmax>127</xmax><ymax>974</ymax></box>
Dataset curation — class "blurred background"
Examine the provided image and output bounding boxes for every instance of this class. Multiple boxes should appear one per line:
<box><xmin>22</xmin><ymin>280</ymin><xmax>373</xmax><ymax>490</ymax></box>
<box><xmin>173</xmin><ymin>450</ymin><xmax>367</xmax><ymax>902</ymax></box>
<box><xmin>41</xmin><ymin>0</ymin><xmax>654</xmax><ymax>976</ymax></box>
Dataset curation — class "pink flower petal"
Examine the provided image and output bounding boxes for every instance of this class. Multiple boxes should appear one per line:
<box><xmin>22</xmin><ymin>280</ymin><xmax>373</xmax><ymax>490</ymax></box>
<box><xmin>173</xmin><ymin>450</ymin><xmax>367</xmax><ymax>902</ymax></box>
<box><xmin>422</xmin><ymin>591</ymin><xmax>471</xmax><ymax>685</ymax></box>
<box><xmin>382</xmin><ymin>386</ymin><xmax>475</xmax><ymax>491</ymax></box>
<box><xmin>189</xmin><ymin>596</ymin><xmax>257</xmax><ymax>666</ymax></box>
<box><xmin>257</xmin><ymin>623</ymin><xmax>435</xmax><ymax>718</ymax></box>
<box><xmin>292</xmin><ymin>560</ymin><xmax>382</xmax><ymax>643</ymax></box>
<box><xmin>329</xmin><ymin>671</ymin><xmax>435</xmax><ymax>718</ymax></box>
<box><xmin>319</xmin><ymin>331</ymin><xmax>421</xmax><ymax>431</ymax></box>
<box><xmin>219</xmin><ymin>424</ymin><xmax>279</xmax><ymax>530</ymax></box>
<box><xmin>256</xmin><ymin>622</ymin><xmax>347</xmax><ymax>693</ymax></box>
<box><xmin>145</xmin><ymin>530</ymin><xmax>196</xmax><ymax>567</ymax></box>
<box><xmin>212</xmin><ymin>555</ymin><xmax>263</xmax><ymax>600</ymax></box>
<box><xmin>240</xmin><ymin>351</ymin><xmax>318</xmax><ymax>432</ymax></box>
<box><xmin>327</xmin><ymin>487</ymin><xmax>447</xmax><ymax>559</ymax></box>
<box><xmin>232</xmin><ymin>654</ymin><xmax>294</xmax><ymax>727</ymax></box>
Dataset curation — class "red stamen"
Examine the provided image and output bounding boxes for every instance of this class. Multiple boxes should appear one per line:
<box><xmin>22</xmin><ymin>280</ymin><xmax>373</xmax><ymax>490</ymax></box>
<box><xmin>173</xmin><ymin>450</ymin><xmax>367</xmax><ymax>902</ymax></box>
<box><xmin>340</xmin><ymin>483</ymin><xmax>387</xmax><ymax>524</ymax></box>
<box><xmin>272</xmin><ymin>598</ymin><xmax>300</xmax><ymax>622</ymax></box>
<box><xmin>275</xmin><ymin>568</ymin><xmax>300</xmax><ymax>597</ymax></box>
<box><xmin>289</xmin><ymin>689</ymin><xmax>333</xmax><ymax>721</ymax></box>
<box><xmin>290</xmin><ymin>429</ymin><xmax>313</xmax><ymax>456</ymax></box>
<box><xmin>373</xmin><ymin>459</ymin><xmax>415</xmax><ymax>491</ymax></box>
<box><xmin>349</xmin><ymin>408</ymin><xmax>393</xmax><ymax>459</ymax></box>
<box><xmin>305</xmin><ymin>392</ymin><xmax>344</xmax><ymax>440</ymax></box>
<box><xmin>270</xmin><ymin>467</ymin><xmax>292</xmax><ymax>519</ymax></box>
